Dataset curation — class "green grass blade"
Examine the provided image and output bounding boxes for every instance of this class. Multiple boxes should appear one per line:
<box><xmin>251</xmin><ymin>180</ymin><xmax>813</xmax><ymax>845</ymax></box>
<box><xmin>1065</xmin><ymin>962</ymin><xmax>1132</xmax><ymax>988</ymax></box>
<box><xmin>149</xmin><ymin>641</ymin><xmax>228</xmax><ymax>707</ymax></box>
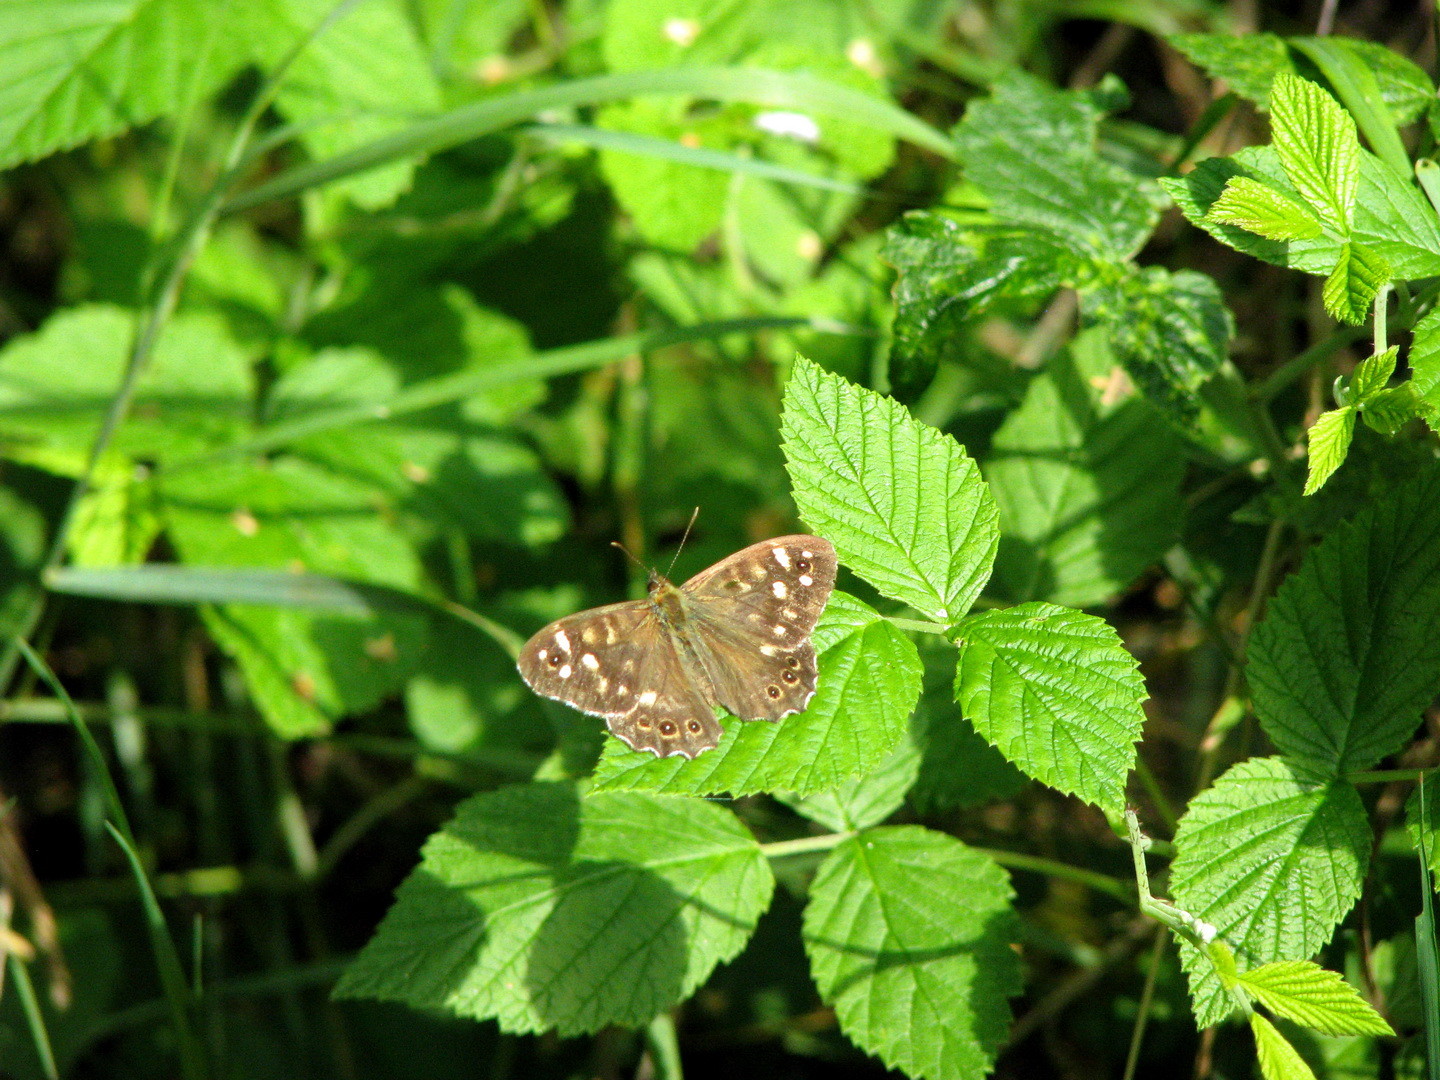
<box><xmin>6</xmin><ymin>954</ymin><xmax>58</xmax><ymax>1080</ymax></box>
<box><xmin>1417</xmin><ymin>775</ymin><xmax>1440</xmax><ymax>1080</ymax></box>
<box><xmin>13</xmin><ymin>639</ymin><xmax>209</xmax><ymax>1080</ymax></box>
<box><xmin>224</xmin><ymin>66</ymin><xmax>955</xmax><ymax>212</ymax></box>
<box><xmin>528</xmin><ymin>122</ymin><xmax>867</xmax><ymax>194</ymax></box>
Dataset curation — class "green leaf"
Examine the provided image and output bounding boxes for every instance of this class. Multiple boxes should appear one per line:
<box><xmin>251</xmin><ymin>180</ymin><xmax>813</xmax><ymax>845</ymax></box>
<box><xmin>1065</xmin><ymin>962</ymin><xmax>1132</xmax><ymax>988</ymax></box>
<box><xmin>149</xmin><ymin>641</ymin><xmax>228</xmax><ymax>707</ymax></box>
<box><xmin>952</xmin><ymin>72</ymin><xmax>1162</xmax><ymax>261</ymax></box>
<box><xmin>1239</xmin><ymin>960</ymin><xmax>1395</xmax><ymax>1036</ymax></box>
<box><xmin>1207</xmin><ymin>176</ymin><xmax>1324</xmax><ymax>240</ymax></box>
<box><xmin>781</xmin><ymin>355</ymin><xmax>999</xmax><ymax>623</ymax></box>
<box><xmin>0</xmin><ymin>305</ymin><xmax>255</xmax><ymax>466</ymax></box>
<box><xmin>1302</xmin><ymin>406</ymin><xmax>1356</xmax><ymax>496</ymax></box>
<box><xmin>1359</xmin><ymin>384</ymin><xmax>1419</xmax><ymax>436</ymax></box>
<box><xmin>1322</xmin><ymin>242</ymin><xmax>1389</xmax><ymax>326</ymax></box>
<box><xmin>909</xmin><ymin>703</ymin><xmax>1025</xmax><ymax>813</ymax></box>
<box><xmin>237</xmin><ymin>0</ymin><xmax>443</xmax><ymax>209</ymax></box>
<box><xmin>0</xmin><ymin>0</ymin><xmax>246</xmax><ymax>169</ymax></box>
<box><xmin>1081</xmin><ymin>266</ymin><xmax>1233</xmax><ymax>416</ymax></box>
<box><xmin>778</xmin><ymin>735</ymin><xmax>921</xmax><ymax>831</ymax></box>
<box><xmin>1348</xmin><ymin>346</ymin><xmax>1397</xmax><ymax>403</ymax></box>
<box><xmin>803</xmin><ymin>827</ymin><xmax>1021</xmax><ymax>1080</ymax></box>
<box><xmin>1312</xmin><ymin>39</ymin><xmax>1435</xmax><ymax>127</ymax></box>
<box><xmin>335</xmin><ymin>783</ymin><xmax>774</xmax><ymax>1034</ymax></box>
<box><xmin>885</xmin><ymin>214</ymin><xmax>1084</xmax><ymax>371</ymax></box>
<box><xmin>953</xmin><ymin>602</ymin><xmax>1146</xmax><ymax>814</ymax></box>
<box><xmin>983</xmin><ymin>331</ymin><xmax>1186</xmax><ymax>607</ymax></box>
<box><xmin>1270</xmin><ymin>74</ymin><xmax>1360</xmax><ymax>234</ymax></box>
<box><xmin>160</xmin><ymin>457</ymin><xmax>427</xmax><ymax>737</ymax></box>
<box><xmin>1248</xmin><ymin>465</ymin><xmax>1440</xmax><ymax>771</ymax></box>
<box><xmin>1171</xmin><ymin>757</ymin><xmax>1371</xmax><ymax>1027</ymax></box>
<box><xmin>1251</xmin><ymin>1013</ymin><xmax>1320</xmax><ymax>1080</ymax></box>
<box><xmin>1171</xmin><ymin>32</ymin><xmax>1291</xmax><ymax>104</ymax></box>
<box><xmin>1408</xmin><ymin>305</ymin><xmax>1440</xmax><ymax>413</ymax></box>
<box><xmin>592</xmin><ymin>592</ymin><xmax>920</xmax><ymax>796</ymax></box>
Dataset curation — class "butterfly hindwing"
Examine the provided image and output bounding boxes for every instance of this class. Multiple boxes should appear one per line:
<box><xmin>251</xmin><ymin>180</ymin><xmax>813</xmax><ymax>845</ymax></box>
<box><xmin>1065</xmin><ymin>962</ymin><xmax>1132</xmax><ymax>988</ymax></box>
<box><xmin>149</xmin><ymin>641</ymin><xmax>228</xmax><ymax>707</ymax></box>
<box><xmin>516</xmin><ymin>600</ymin><xmax>722</xmax><ymax>758</ymax></box>
<box><xmin>679</xmin><ymin>535</ymin><xmax>836</xmax><ymax>721</ymax></box>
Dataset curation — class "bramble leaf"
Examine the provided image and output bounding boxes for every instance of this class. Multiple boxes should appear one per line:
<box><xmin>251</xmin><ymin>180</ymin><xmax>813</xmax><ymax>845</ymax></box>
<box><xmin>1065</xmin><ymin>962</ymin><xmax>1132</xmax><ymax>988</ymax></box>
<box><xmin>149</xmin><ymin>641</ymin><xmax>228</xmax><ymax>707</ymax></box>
<box><xmin>953</xmin><ymin>602</ymin><xmax>1145</xmax><ymax>813</ymax></box>
<box><xmin>803</xmin><ymin>827</ymin><xmax>1021</xmax><ymax>1080</ymax></box>
<box><xmin>1239</xmin><ymin>960</ymin><xmax>1394</xmax><ymax>1036</ymax></box>
<box><xmin>1302</xmin><ymin>407</ymin><xmax>1356</xmax><ymax>496</ymax></box>
<box><xmin>782</xmin><ymin>355</ymin><xmax>999</xmax><ymax>623</ymax></box>
<box><xmin>336</xmin><ymin>783</ymin><xmax>774</xmax><ymax>1033</ymax></box>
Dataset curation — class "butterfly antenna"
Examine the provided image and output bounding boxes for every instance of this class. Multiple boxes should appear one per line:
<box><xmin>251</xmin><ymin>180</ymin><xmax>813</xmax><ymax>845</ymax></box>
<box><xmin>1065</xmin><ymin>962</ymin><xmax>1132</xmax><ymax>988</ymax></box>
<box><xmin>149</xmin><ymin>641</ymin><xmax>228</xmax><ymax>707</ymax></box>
<box><xmin>665</xmin><ymin>507</ymin><xmax>701</xmax><ymax>580</ymax></box>
<box><xmin>610</xmin><ymin>541</ymin><xmax>649</xmax><ymax>574</ymax></box>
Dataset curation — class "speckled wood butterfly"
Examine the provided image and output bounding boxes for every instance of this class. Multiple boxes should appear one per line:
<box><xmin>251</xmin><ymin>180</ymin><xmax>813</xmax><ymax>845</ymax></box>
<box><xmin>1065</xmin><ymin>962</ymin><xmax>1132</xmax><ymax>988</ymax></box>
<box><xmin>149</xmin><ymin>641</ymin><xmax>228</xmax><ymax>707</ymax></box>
<box><xmin>517</xmin><ymin>535</ymin><xmax>837</xmax><ymax>758</ymax></box>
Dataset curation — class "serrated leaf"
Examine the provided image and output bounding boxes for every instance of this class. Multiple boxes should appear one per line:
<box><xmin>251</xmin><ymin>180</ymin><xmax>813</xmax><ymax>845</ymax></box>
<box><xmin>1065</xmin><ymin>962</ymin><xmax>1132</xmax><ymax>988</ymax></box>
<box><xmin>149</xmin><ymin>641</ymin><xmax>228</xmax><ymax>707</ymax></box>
<box><xmin>1409</xmin><ymin>305</ymin><xmax>1440</xmax><ymax>412</ymax></box>
<box><xmin>1171</xmin><ymin>758</ymin><xmax>1371</xmax><ymax>1027</ymax></box>
<box><xmin>1171</xmin><ymin>33</ymin><xmax>1294</xmax><ymax>106</ymax></box>
<box><xmin>1081</xmin><ymin>266</ymin><xmax>1232</xmax><ymax>416</ymax></box>
<box><xmin>1207</xmin><ymin>176</ymin><xmax>1325</xmax><ymax>240</ymax></box>
<box><xmin>1251</xmin><ymin>1013</ymin><xmax>1320</xmax><ymax>1080</ymax></box>
<box><xmin>781</xmin><ymin>355</ymin><xmax>999</xmax><ymax>623</ymax></box>
<box><xmin>1348</xmin><ymin>346</ymin><xmax>1397</xmax><ymax>403</ymax></box>
<box><xmin>0</xmin><ymin>0</ymin><xmax>246</xmax><ymax>169</ymax></box>
<box><xmin>1322</xmin><ymin>242</ymin><xmax>1389</xmax><ymax>326</ymax></box>
<box><xmin>1239</xmin><ymin>960</ymin><xmax>1394</xmax><ymax>1036</ymax></box>
<box><xmin>1270</xmin><ymin>74</ymin><xmax>1360</xmax><ymax>234</ymax></box>
<box><xmin>335</xmin><ymin>783</ymin><xmax>774</xmax><ymax>1034</ymax></box>
<box><xmin>884</xmin><ymin>214</ymin><xmax>1084</xmax><ymax>371</ymax></box>
<box><xmin>953</xmin><ymin>72</ymin><xmax>1162</xmax><ymax>261</ymax></box>
<box><xmin>1249</xmin><ymin>465</ymin><xmax>1440</xmax><ymax>771</ymax></box>
<box><xmin>953</xmin><ymin>602</ymin><xmax>1145</xmax><ymax>813</ymax></box>
<box><xmin>592</xmin><ymin>592</ymin><xmax>920</xmax><ymax>796</ymax></box>
<box><xmin>984</xmin><ymin>331</ymin><xmax>1186</xmax><ymax>607</ymax></box>
<box><xmin>778</xmin><ymin>734</ymin><xmax>921</xmax><ymax>831</ymax></box>
<box><xmin>803</xmin><ymin>827</ymin><xmax>1021</xmax><ymax>1080</ymax></box>
<box><xmin>1302</xmin><ymin>407</ymin><xmax>1356</xmax><ymax>496</ymax></box>
<box><xmin>1359</xmin><ymin>384</ymin><xmax>1419</xmax><ymax>436</ymax></box>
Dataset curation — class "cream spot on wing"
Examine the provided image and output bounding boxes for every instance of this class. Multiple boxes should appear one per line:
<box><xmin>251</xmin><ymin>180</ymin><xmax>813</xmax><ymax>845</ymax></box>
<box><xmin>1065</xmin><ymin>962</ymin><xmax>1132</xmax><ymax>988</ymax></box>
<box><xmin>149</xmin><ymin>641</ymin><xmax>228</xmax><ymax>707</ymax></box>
<box><xmin>751</xmin><ymin>564</ymin><xmax>767</xmax><ymax>580</ymax></box>
<box><xmin>558</xmin><ymin>664</ymin><xmax>572</xmax><ymax>678</ymax></box>
<box><xmin>760</xmin><ymin>645</ymin><xmax>778</xmax><ymax>656</ymax></box>
<box><xmin>638</xmin><ymin>691</ymin><xmax>658</xmax><ymax>705</ymax></box>
<box><xmin>554</xmin><ymin>630</ymin><xmax>570</xmax><ymax>651</ymax></box>
<box><xmin>581</xmin><ymin>653</ymin><xmax>600</xmax><ymax>670</ymax></box>
<box><xmin>537</xmin><ymin>648</ymin><xmax>548</xmax><ymax>660</ymax></box>
<box><xmin>801</xmin><ymin>550</ymin><xmax>813</xmax><ymax>558</ymax></box>
<box><xmin>773</xmin><ymin>625</ymin><xmax>787</xmax><ymax>636</ymax></box>
<box><xmin>799</xmin><ymin>574</ymin><xmax>813</xmax><ymax>587</ymax></box>
<box><xmin>605</xmin><ymin>624</ymin><xmax>618</xmax><ymax>644</ymax></box>
<box><xmin>772</xmin><ymin>547</ymin><xmax>791</xmax><ymax>569</ymax></box>
<box><xmin>772</xmin><ymin>581</ymin><xmax>787</xmax><ymax>599</ymax></box>
<box><xmin>582</xmin><ymin>627</ymin><xmax>597</xmax><ymax>644</ymax></box>
<box><xmin>618</xmin><ymin>685</ymin><xmax>629</xmax><ymax>696</ymax></box>
<box><xmin>623</xmin><ymin>658</ymin><xmax>635</xmax><ymax>671</ymax></box>
<box><xmin>598</xmin><ymin>677</ymin><xmax>608</xmax><ymax>692</ymax></box>
<box><xmin>783</xmin><ymin>609</ymin><xmax>798</xmax><ymax>619</ymax></box>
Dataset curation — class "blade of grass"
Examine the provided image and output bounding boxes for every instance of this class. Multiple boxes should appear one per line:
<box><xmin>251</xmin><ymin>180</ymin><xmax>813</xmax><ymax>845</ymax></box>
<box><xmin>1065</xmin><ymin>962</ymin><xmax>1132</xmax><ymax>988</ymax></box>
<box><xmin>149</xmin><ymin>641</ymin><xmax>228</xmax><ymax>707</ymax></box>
<box><xmin>6</xmin><ymin>953</ymin><xmax>58</xmax><ymax>1080</ymax></box>
<box><xmin>158</xmin><ymin>314</ymin><xmax>856</xmax><ymax>471</ymax></box>
<box><xmin>1417</xmin><ymin>774</ymin><xmax>1440</xmax><ymax>1080</ymax></box>
<box><xmin>223</xmin><ymin>65</ymin><xmax>956</xmax><ymax>213</ymax></box>
<box><xmin>14</xmin><ymin>639</ymin><xmax>208</xmax><ymax>1080</ymax></box>
<box><xmin>528</xmin><ymin>123</ymin><xmax>868</xmax><ymax>194</ymax></box>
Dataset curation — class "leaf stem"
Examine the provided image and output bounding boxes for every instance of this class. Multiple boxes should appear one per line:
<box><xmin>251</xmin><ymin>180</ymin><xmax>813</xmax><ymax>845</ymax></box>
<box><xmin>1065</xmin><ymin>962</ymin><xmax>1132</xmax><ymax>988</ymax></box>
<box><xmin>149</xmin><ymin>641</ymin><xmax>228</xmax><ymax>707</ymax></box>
<box><xmin>1252</xmin><ymin>325</ymin><xmax>1367</xmax><ymax>403</ymax></box>
<box><xmin>972</xmin><ymin>847</ymin><xmax>1132</xmax><ymax>903</ymax></box>
<box><xmin>760</xmin><ymin>832</ymin><xmax>853</xmax><ymax>860</ymax></box>
<box><xmin>885</xmin><ymin>616</ymin><xmax>952</xmax><ymax>635</ymax></box>
<box><xmin>1349</xmin><ymin>767</ymin><xmax>1432</xmax><ymax>785</ymax></box>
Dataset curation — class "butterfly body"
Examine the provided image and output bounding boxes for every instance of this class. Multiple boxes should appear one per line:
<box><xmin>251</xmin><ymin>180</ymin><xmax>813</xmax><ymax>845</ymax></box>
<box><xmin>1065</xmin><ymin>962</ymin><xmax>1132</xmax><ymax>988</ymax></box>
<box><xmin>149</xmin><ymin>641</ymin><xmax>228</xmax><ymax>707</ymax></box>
<box><xmin>517</xmin><ymin>535</ymin><xmax>836</xmax><ymax>758</ymax></box>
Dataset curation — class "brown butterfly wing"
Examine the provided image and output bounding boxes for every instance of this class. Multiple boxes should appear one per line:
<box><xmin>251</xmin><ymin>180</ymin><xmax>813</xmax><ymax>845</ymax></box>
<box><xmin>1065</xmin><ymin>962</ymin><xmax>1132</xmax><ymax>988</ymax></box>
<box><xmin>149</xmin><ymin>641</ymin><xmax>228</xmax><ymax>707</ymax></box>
<box><xmin>678</xmin><ymin>535</ymin><xmax>836</xmax><ymax>722</ymax></box>
<box><xmin>516</xmin><ymin>600</ymin><xmax>722</xmax><ymax>758</ymax></box>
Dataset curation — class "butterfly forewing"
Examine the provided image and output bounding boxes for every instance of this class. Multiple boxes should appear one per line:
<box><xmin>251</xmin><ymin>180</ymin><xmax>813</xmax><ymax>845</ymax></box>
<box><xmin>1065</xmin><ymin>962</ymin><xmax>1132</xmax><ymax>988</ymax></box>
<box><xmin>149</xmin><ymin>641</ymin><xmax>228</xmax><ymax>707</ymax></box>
<box><xmin>516</xmin><ymin>600</ymin><xmax>722</xmax><ymax>758</ymax></box>
<box><xmin>679</xmin><ymin>536</ymin><xmax>836</xmax><ymax>722</ymax></box>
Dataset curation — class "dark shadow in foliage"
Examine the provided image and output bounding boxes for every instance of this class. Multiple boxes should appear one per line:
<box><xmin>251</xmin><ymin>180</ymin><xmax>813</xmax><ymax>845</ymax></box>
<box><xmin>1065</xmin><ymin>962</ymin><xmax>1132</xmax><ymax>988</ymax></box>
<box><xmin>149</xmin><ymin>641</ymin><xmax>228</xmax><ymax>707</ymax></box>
<box><xmin>985</xmin><ymin>342</ymin><xmax>1184</xmax><ymax>607</ymax></box>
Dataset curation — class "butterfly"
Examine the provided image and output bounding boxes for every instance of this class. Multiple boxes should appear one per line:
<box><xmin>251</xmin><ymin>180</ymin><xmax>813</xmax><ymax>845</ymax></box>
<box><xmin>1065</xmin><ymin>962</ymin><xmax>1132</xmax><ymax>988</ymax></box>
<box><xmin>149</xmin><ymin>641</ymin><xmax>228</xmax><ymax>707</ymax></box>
<box><xmin>517</xmin><ymin>535</ymin><xmax>837</xmax><ymax>758</ymax></box>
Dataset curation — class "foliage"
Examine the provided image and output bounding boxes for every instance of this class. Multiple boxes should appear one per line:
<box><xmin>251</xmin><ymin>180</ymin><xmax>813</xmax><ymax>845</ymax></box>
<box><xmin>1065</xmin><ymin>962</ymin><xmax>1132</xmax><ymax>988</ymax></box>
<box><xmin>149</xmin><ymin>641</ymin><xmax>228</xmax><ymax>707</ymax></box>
<box><xmin>1</xmin><ymin>3</ymin><xmax>1439</xmax><ymax>1080</ymax></box>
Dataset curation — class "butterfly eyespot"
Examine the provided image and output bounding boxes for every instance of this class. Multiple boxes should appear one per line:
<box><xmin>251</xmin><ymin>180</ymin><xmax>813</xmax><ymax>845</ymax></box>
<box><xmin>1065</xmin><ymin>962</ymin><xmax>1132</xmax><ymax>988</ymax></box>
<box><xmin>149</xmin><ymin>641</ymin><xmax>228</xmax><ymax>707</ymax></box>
<box><xmin>767</xmin><ymin>685</ymin><xmax>781</xmax><ymax>699</ymax></box>
<box><xmin>795</xmin><ymin>558</ymin><xmax>811</xmax><ymax>572</ymax></box>
<box><xmin>548</xmin><ymin>653</ymin><xmax>562</xmax><ymax>667</ymax></box>
<box><xmin>785</xmin><ymin>656</ymin><xmax>799</xmax><ymax>668</ymax></box>
<box><xmin>659</xmin><ymin>721</ymin><xmax>677</xmax><ymax>736</ymax></box>
<box><xmin>782</xmin><ymin>670</ymin><xmax>798</xmax><ymax>683</ymax></box>
<box><xmin>687</xmin><ymin>720</ymin><xmax>702</xmax><ymax>733</ymax></box>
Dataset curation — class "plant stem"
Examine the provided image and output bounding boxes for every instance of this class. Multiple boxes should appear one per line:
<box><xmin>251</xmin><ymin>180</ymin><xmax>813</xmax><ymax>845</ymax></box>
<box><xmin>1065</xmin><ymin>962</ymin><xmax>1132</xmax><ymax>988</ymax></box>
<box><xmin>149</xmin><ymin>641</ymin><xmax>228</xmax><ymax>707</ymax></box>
<box><xmin>886</xmin><ymin>616</ymin><xmax>952</xmax><ymax>635</ymax></box>
<box><xmin>1252</xmin><ymin>326</ymin><xmax>1367</xmax><ymax>403</ymax></box>
<box><xmin>1122</xmin><ymin>927</ymin><xmax>1168</xmax><ymax>1080</ymax></box>
<box><xmin>760</xmin><ymin>832</ymin><xmax>853</xmax><ymax>860</ymax></box>
<box><xmin>973</xmin><ymin>847</ymin><xmax>1132</xmax><ymax>903</ymax></box>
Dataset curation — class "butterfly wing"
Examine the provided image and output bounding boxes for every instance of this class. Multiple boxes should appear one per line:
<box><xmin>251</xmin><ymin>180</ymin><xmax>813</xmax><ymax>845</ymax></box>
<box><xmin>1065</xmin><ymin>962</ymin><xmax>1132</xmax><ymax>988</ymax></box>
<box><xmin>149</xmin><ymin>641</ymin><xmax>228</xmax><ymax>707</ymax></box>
<box><xmin>678</xmin><ymin>535</ymin><xmax>837</xmax><ymax>722</ymax></box>
<box><xmin>516</xmin><ymin>600</ymin><xmax>722</xmax><ymax>759</ymax></box>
